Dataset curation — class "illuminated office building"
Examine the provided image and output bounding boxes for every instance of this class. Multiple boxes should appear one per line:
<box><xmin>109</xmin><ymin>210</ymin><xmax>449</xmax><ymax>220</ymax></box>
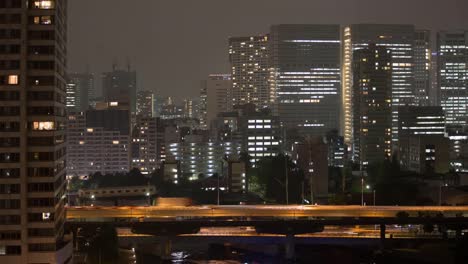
<box><xmin>343</xmin><ymin>24</ymin><xmax>416</xmax><ymax>146</ymax></box>
<box><xmin>398</xmin><ymin>106</ymin><xmax>445</xmax><ymax>137</ymax></box>
<box><xmin>269</xmin><ymin>24</ymin><xmax>341</xmax><ymax>137</ymax></box>
<box><xmin>66</xmin><ymin>72</ymin><xmax>94</xmax><ymax>112</ymax></box>
<box><xmin>229</xmin><ymin>35</ymin><xmax>270</xmax><ymax>108</ymax></box>
<box><xmin>437</xmin><ymin>31</ymin><xmax>468</xmax><ymax>128</ymax></box>
<box><xmin>352</xmin><ymin>45</ymin><xmax>392</xmax><ymax>167</ymax></box>
<box><xmin>414</xmin><ymin>30</ymin><xmax>432</xmax><ymax>106</ymax></box>
<box><xmin>0</xmin><ymin>0</ymin><xmax>72</xmax><ymax>262</ymax></box>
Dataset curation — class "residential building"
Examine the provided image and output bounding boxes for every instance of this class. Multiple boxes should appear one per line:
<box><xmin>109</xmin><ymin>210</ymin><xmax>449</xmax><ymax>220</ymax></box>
<box><xmin>136</xmin><ymin>90</ymin><xmax>154</xmax><ymax>117</ymax></box>
<box><xmin>229</xmin><ymin>35</ymin><xmax>270</xmax><ymax>108</ymax></box>
<box><xmin>201</xmin><ymin>74</ymin><xmax>232</xmax><ymax>129</ymax></box>
<box><xmin>0</xmin><ymin>0</ymin><xmax>72</xmax><ymax>262</ymax></box>
<box><xmin>131</xmin><ymin>117</ymin><xmax>158</xmax><ymax>175</ymax></box>
<box><xmin>67</xmin><ymin>102</ymin><xmax>131</xmax><ymax>177</ymax></box>
<box><xmin>352</xmin><ymin>44</ymin><xmax>392</xmax><ymax>167</ymax></box>
<box><xmin>269</xmin><ymin>24</ymin><xmax>341</xmax><ymax>137</ymax></box>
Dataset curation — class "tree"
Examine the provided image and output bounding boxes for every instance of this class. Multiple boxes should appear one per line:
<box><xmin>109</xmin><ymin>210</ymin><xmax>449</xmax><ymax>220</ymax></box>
<box><xmin>423</xmin><ymin>223</ymin><xmax>434</xmax><ymax>233</ymax></box>
<box><xmin>86</xmin><ymin>224</ymin><xmax>119</xmax><ymax>264</ymax></box>
<box><xmin>255</xmin><ymin>154</ymin><xmax>305</xmax><ymax>204</ymax></box>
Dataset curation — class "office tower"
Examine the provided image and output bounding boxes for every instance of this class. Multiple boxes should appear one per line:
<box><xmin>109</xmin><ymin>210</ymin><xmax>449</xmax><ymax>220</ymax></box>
<box><xmin>0</xmin><ymin>0</ymin><xmax>72</xmax><ymax>262</ymax></box>
<box><xmin>131</xmin><ymin>116</ymin><xmax>158</xmax><ymax>175</ymax></box>
<box><xmin>437</xmin><ymin>31</ymin><xmax>468</xmax><ymax>128</ymax></box>
<box><xmin>414</xmin><ymin>30</ymin><xmax>431</xmax><ymax>106</ymax></box>
<box><xmin>199</xmin><ymin>87</ymin><xmax>208</xmax><ymax>129</ymax></box>
<box><xmin>269</xmin><ymin>24</ymin><xmax>341</xmax><ymax>137</ymax></box>
<box><xmin>136</xmin><ymin>90</ymin><xmax>154</xmax><ymax>117</ymax></box>
<box><xmin>325</xmin><ymin>130</ymin><xmax>347</xmax><ymax>168</ymax></box>
<box><xmin>240</xmin><ymin>113</ymin><xmax>282</xmax><ymax>166</ymax></box>
<box><xmin>352</xmin><ymin>45</ymin><xmax>392</xmax><ymax>167</ymax></box>
<box><xmin>67</xmin><ymin>102</ymin><xmax>131</xmax><ymax>177</ymax></box>
<box><xmin>446</xmin><ymin>128</ymin><xmax>468</xmax><ymax>172</ymax></box>
<box><xmin>201</xmin><ymin>74</ymin><xmax>232</xmax><ymax>128</ymax></box>
<box><xmin>102</xmin><ymin>67</ymin><xmax>137</xmax><ymax>112</ymax></box>
<box><xmin>66</xmin><ymin>72</ymin><xmax>94</xmax><ymax>112</ymax></box>
<box><xmin>430</xmin><ymin>52</ymin><xmax>440</xmax><ymax>106</ymax></box>
<box><xmin>183</xmin><ymin>98</ymin><xmax>198</xmax><ymax>119</ymax></box>
<box><xmin>229</xmin><ymin>35</ymin><xmax>270</xmax><ymax>108</ymax></box>
<box><xmin>397</xmin><ymin>106</ymin><xmax>448</xmax><ymax>173</ymax></box>
<box><xmin>398</xmin><ymin>106</ymin><xmax>446</xmax><ymax>137</ymax></box>
<box><xmin>343</xmin><ymin>24</ymin><xmax>416</xmax><ymax>146</ymax></box>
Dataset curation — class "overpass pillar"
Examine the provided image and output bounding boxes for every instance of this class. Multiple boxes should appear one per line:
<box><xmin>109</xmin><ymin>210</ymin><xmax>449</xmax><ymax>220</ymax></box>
<box><xmin>285</xmin><ymin>233</ymin><xmax>295</xmax><ymax>261</ymax></box>
<box><xmin>380</xmin><ymin>224</ymin><xmax>386</xmax><ymax>250</ymax></box>
<box><xmin>159</xmin><ymin>236</ymin><xmax>172</xmax><ymax>260</ymax></box>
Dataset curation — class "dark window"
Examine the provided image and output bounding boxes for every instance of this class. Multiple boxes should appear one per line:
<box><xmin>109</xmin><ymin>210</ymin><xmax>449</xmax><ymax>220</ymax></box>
<box><xmin>0</xmin><ymin>215</ymin><xmax>20</xmax><ymax>225</ymax></box>
<box><xmin>28</xmin><ymin>243</ymin><xmax>55</xmax><ymax>252</ymax></box>
<box><xmin>27</xmin><ymin>198</ymin><xmax>55</xmax><ymax>207</ymax></box>
<box><xmin>28</xmin><ymin>167</ymin><xmax>55</xmax><ymax>177</ymax></box>
<box><xmin>28</xmin><ymin>182</ymin><xmax>54</xmax><ymax>192</ymax></box>
<box><xmin>0</xmin><ymin>231</ymin><xmax>21</xmax><ymax>240</ymax></box>
<box><xmin>0</xmin><ymin>184</ymin><xmax>20</xmax><ymax>194</ymax></box>
<box><xmin>0</xmin><ymin>199</ymin><xmax>20</xmax><ymax>209</ymax></box>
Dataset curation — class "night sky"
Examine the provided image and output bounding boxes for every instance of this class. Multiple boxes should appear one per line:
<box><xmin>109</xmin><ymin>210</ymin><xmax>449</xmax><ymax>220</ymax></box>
<box><xmin>69</xmin><ymin>0</ymin><xmax>468</xmax><ymax>99</ymax></box>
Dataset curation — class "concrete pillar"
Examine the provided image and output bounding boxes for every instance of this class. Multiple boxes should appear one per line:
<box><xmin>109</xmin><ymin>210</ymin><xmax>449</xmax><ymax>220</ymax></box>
<box><xmin>160</xmin><ymin>236</ymin><xmax>172</xmax><ymax>260</ymax></box>
<box><xmin>380</xmin><ymin>224</ymin><xmax>386</xmax><ymax>250</ymax></box>
<box><xmin>285</xmin><ymin>233</ymin><xmax>295</xmax><ymax>260</ymax></box>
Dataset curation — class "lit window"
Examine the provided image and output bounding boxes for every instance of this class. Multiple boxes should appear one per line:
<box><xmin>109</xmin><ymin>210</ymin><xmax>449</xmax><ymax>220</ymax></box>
<box><xmin>42</xmin><ymin>212</ymin><xmax>51</xmax><ymax>220</ymax></box>
<box><xmin>8</xmin><ymin>75</ymin><xmax>19</xmax><ymax>85</ymax></box>
<box><xmin>34</xmin><ymin>1</ymin><xmax>55</xmax><ymax>9</ymax></box>
<box><xmin>112</xmin><ymin>141</ymin><xmax>119</xmax><ymax>145</ymax></box>
<box><xmin>33</xmin><ymin>121</ymin><xmax>54</xmax><ymax>131</ymax></box>
<box><xmin>87</xmin><ymin>128</ymin><xmax>93</xmax><ymax>132</ymax></box>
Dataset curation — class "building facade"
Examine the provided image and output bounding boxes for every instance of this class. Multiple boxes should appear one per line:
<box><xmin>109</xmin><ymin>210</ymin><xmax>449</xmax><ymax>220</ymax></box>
<box><xmin>0</xmin><ymin>0</ymin><xmax>72</xmax><ymax>262</ymax></box>
<box><xmin>229</xmin><ymin>35</ymin><xmax>270</xmax><ymax>108</ymax></box>
<box><xmin>201</xmin><ymin>74</ymin><xmax>232</xmax><ymax>129</ymax></box>
<box><xmin>131</xmin><ymin>116</ymin><xmax>158</xmax><ymax>175</ymax></box>
<box><xmin>352</xmin><ymin>45</ymin><xmax>392</xmax><ymax>167</ymax></box>
<box><xmin>66</xmin><ymin>72</ymin><xmax>94</xmax><ymax>112</ymax></box>
<box><xmin>136</xmin><ymin>90</ymin><xmax>154</xmax><ymax>118</ymax></box>
<box><xmin>437</xmin><ymin>31</ymin><xmax>468</xmax><ymax>128</ymax></box>
<box><xmin>343</xmin><ymin>24</ymin><xmax>417</xmax><ymax>146</ymax></box>
<box><xmin>269</xmin><ymin>24</ymin><xmax>341</xmax><ymax>137</ymax></box>
<box><xmin>102</xmin><ymin>68</ymin><xmax>137</xmax><ymax>112</ymax></box>
<box><xmin>67</xmin><ymin>103</ymin><xmax>131</xmax><ymax>177</ymax></box>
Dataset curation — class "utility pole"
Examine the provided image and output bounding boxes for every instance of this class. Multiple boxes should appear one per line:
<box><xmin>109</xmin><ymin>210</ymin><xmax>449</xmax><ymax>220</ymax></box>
<box><xmin>373</xmin><ymin>189</ymin><xmax>376</xmax><ymax>206</ymax></box>
<box><xmin>361</xmin><ymin>177</ymin><xmax>364</xmax><ymax>206</ymax></box>
<box><xmin>285</xmin><ymin>154</ymin><xmax>289</xmax><ymax>205</ymax></box>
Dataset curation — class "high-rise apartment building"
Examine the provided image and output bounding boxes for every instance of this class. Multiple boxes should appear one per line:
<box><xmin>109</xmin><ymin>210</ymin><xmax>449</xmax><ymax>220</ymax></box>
<box><xmin>136</xmin><ymin>90</ymin><xmax>154</xmax><ymax>117</ymax></box>
<box><xmin>343</xmin><ymin>24</ymin><xmax>416</xmax><ymax>146</ymax></box>
<box><xmin>229</xmin><ymin>35</ymin><xmax>269</xmax><ymax>108</ymax></box>
<box><xmin>67</xmin><ymin>102</ymin><xmax>131</xmax><ymax>177</ymax></box>
<box><xmin>269</xmin><ymin>24</ymin><xmax>341</xmax><ymax>137</ymax></box>
<box><xmin>437</xmin><ymin>31</ymin><xmax>468</xmax><ymax>128</ymax></box>
<box><xmin>131</xmin><ymin>116</ymin><xmax>158</xmax><ymax>175</ymax></box>
<box><xmin>0</xmin><ymin>0</ymin><xmax>72</xmax><ymax>262</ymax></box>
<box><xmin>66</xmin><ymin>72</ymin><xmax>94</xmax><ymax>112</ymax></box>
<box><xmin>102</xmin><ymin>68</ymin><xmax>137</xmax><ymax>112</ymax></box>
<box><xmin>352</xmin><ymin>45</ymin><xmax>392</xmax><ymax>167</ymax></box>
<box><xmin>201</xmin><ymin>74</ymin><xmax>232</xmax><ymax>129</ymax></box>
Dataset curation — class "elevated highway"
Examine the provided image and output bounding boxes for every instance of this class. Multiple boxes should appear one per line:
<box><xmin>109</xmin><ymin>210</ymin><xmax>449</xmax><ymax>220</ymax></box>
<box><xmin>66</xmin><ymin>205</ymin><xmax>468</xmax><ymax>220</ymax></box>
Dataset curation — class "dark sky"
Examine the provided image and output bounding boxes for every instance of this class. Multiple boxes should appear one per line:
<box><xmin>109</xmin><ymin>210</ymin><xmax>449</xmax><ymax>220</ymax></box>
<box><xmin>69</xmin><ymin>0</ymin><xmax>468</xmax><ymax>99</ymax></box>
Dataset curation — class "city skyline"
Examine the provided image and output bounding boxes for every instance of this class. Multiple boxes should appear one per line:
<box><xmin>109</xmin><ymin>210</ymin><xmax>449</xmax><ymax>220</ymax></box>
<box><xmin>69</xmin><ymin>0</ymin><xmax>468</xmax><ymax>98</ymax></box>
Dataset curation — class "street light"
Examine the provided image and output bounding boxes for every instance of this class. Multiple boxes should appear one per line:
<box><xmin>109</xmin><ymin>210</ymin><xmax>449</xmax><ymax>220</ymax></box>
<box><xmin>361</xmin><ymin>178</ymin><xmax>364</xmax><ymax>206</ymax></box>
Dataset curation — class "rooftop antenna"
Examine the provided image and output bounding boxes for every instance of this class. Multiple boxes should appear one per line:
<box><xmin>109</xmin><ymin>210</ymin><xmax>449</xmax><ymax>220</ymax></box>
<box><xmin>112</xmin><ymin>58</ymin><xmax>118</xmax><ymax>71</ymax></box>
<box><xmin>126</xmin><ymin>57</ymin><xmax>131</xmax><ymax>72</ymax></box>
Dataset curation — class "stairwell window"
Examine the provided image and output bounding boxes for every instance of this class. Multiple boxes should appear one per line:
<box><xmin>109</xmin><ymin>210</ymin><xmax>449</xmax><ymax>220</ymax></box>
<box><xmin>7</xmin><ymin>75</ymin><xmax>18</xmax><ymax>85</ymax></box>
